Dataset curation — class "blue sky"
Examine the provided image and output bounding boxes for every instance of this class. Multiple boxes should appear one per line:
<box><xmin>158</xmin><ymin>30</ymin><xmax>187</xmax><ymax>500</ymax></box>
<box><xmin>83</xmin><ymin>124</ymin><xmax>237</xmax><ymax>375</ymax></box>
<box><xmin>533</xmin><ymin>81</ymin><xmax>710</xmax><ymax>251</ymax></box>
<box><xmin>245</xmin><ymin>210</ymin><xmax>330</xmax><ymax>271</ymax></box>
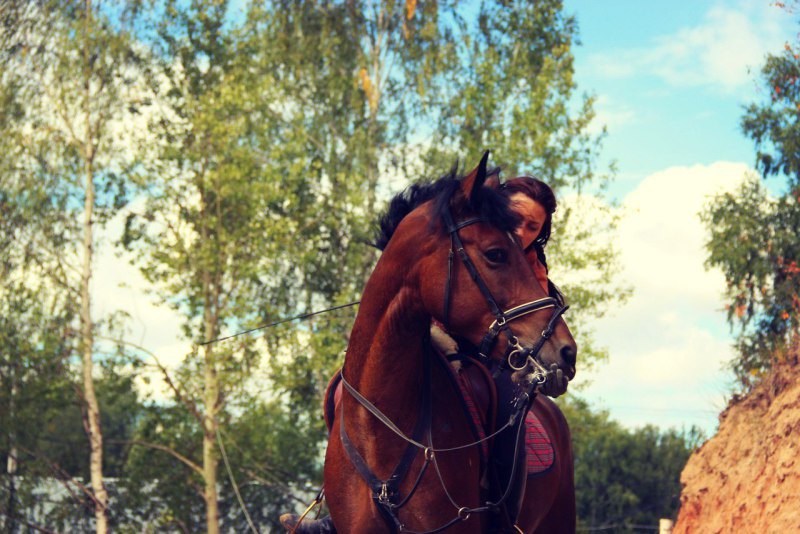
<box><xmin>557</xmin><ymin>0</ymin><xmax>797</xmax><ymax>434</ymax></box>
<box><xmin>566</xmin><ymin>0</ymin><xmax>793</xmax><ymax>197</ymax></box>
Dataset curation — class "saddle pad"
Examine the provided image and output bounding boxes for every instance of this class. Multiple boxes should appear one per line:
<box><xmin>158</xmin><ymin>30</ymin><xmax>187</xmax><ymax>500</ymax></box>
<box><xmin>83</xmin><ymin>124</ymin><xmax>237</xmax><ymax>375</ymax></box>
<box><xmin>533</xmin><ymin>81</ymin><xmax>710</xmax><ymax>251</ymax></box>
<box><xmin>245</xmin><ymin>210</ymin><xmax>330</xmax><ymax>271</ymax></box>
<box><xmin>452</xmin><ymin>363</ymin><xmax>554</xmax><ymax>475</ymax></box>
<box><xmin>452</xmin><ymin>365</ymin><xmax>490</xmax><ymax>460</ymax></box>
<box><xmin>525</xmin><ymin>410</ymin><xmax>554</xmax><ymax>475</ymax></box>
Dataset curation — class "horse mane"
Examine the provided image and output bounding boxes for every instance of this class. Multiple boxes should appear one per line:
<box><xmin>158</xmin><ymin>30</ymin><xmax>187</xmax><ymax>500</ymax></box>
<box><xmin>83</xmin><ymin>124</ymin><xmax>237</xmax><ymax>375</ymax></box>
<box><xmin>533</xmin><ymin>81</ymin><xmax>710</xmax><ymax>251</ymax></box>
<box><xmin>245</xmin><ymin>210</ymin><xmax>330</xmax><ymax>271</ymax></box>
<box><xmin>374</xmin><ymin>164</ymin><xmax>520</xmax><ymax>251</ymax></box>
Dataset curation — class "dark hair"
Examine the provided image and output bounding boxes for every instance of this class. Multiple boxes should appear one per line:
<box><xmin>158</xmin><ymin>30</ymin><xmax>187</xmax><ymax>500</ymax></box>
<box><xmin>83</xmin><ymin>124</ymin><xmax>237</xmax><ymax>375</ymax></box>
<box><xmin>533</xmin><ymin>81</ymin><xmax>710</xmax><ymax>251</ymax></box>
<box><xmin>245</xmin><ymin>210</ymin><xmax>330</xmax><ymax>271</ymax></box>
<box><xmin>500</xmin><ymin>176</ymin><xmax>557</xmax><ymax>270</ymax></box>
<box><xmin>374</xmin><ymin>165</ymin><xmax>520</xmax><ymax>251</ymax></box>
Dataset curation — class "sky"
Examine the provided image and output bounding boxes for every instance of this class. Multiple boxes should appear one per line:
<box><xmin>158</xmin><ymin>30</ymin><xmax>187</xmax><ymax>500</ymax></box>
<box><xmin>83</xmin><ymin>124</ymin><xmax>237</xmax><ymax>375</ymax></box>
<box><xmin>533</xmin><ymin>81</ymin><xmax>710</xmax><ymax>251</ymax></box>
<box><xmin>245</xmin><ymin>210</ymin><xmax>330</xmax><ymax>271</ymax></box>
<box><xmin>559</xmin><ymin>0</ymin><xmax>797</xmax><ymax>434</ymax></box>
<box><xmin>93</xmin><ymin>0</ymin><xmax>799</xmax><ymax>437</ymax></box>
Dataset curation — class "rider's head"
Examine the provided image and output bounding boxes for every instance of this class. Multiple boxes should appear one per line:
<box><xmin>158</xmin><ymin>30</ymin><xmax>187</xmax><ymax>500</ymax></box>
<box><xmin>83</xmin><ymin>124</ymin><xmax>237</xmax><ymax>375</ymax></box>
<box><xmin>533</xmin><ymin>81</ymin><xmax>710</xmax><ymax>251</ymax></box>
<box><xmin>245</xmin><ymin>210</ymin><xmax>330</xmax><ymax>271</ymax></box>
<box><xmin>500</xmin><ymin>176</ymin><xmax>556</xmax><ymax>268</ymax></box>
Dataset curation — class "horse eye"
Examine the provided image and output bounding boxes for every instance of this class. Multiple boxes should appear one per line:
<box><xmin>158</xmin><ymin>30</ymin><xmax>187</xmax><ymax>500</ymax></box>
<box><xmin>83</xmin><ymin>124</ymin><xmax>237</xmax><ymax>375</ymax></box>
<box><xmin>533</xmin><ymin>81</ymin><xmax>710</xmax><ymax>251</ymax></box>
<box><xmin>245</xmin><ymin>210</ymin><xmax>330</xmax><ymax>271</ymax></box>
<box><xmin>484</xmin><ymin>248</ymin><xmax>508</xmax><ymax>264</ymax></box>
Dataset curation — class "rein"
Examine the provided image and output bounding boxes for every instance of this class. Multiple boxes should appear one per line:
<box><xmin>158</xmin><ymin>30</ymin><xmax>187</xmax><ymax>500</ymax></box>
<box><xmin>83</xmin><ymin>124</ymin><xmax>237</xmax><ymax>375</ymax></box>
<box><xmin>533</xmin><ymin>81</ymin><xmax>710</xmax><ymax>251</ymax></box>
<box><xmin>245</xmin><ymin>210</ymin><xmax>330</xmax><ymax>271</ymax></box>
<box><xmin>338</xmin><ymin>206</ymin><xmax>570</xmax><ymax>533</ymax></box>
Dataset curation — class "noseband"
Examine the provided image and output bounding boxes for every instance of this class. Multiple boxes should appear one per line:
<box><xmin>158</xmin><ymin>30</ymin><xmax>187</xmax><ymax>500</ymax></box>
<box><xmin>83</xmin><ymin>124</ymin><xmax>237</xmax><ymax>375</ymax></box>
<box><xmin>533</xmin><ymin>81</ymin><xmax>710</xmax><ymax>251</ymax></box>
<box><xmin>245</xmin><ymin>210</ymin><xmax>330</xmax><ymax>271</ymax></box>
<box><xmin>441</xmin><ymin>207</ymin><xmax>570</xmax><ymax>380</ymax></box>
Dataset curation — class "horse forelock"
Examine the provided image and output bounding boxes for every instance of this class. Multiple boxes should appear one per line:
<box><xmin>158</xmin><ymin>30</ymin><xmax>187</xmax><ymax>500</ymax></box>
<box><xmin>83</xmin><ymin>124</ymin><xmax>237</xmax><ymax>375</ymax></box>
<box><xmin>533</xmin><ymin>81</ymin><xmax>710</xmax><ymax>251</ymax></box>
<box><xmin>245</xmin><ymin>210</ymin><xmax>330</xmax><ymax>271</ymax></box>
<box><xmin>374</xmin><ymin>166</ymin><xmax>520</xmax><ymax>251</ymax></box>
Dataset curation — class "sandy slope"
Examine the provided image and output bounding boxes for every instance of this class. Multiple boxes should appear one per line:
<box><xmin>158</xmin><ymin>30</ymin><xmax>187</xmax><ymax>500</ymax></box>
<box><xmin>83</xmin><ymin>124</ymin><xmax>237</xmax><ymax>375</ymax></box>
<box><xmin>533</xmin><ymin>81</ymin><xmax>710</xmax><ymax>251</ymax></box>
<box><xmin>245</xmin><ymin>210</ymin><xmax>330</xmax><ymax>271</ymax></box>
<box><xmin>674</xmin><ymin>358</ymin><xmax>800</xmax><ymax>534</ymax></box>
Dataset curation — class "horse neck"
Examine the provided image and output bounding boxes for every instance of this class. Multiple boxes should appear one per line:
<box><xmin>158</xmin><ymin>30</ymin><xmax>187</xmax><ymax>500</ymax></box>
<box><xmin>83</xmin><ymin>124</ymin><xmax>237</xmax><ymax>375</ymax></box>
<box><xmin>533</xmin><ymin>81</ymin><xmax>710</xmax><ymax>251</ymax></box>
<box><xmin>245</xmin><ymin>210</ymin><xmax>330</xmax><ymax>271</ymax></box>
<box><xmin>344</xmin><ymin>256</ymin><xmax>430</xmax><ymax>421</ymax></box>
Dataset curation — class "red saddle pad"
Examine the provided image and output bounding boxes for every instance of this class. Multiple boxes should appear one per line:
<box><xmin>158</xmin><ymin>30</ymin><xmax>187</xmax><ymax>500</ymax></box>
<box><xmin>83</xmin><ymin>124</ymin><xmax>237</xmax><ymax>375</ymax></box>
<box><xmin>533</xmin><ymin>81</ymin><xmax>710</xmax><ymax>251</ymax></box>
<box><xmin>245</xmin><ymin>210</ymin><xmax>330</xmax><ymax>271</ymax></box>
<box><xmin>524</xmin><ymin>410</ymin><xmax>554</xmax><ymax>475</ymax></box>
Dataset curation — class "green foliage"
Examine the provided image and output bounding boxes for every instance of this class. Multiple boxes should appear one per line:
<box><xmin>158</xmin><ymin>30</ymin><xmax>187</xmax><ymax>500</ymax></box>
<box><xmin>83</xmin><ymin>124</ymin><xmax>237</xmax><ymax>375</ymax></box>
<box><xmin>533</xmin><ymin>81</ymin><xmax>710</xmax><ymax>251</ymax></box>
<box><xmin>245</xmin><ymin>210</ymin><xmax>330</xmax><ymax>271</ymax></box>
<box><xmin>425</xmin><ymin>1</ymin><xmax>601</xmax><ymax>186</ymax></box>
<box><xmin>703</xmin><ymin>24</ymin><xmax>800</xmax><ymax>387</ymax></box>
<box><xmin>0</xmin><ymin>305</ymin><xmax>145</xmax><ymax>530</ymax></box>
<box><xmin>1</xmin><ymin>2</ymin><xmax>149</xmax><ymax>529</ymax></box>
<box><xmin>1</xmin><ymin>1</ymin><xmax>628</xmax><ymax>529</ymax></box>
<box><xmin>119</xmin><ymin>397</ymin><xmax>322</xmax><ymax>531</ymax></box>
<box><xmin>561</xmin><ymin>397</ymin><xmax>702</xmax><ymax>530</ymax></box>
<box><xmin>119</xmin><ymin>1</ymin><xmax>384</xmax><ymax>528</ymax></box>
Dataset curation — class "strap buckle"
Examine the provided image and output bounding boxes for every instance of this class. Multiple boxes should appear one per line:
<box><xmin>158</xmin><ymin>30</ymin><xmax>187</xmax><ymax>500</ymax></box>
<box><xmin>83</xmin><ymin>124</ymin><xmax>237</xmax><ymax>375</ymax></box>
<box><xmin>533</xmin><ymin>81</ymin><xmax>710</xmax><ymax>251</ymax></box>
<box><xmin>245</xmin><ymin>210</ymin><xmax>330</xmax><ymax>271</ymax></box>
<box><xmin>378</xmin><ymin>483</ymin><xmax>391</xmax><ymax>505</ymax></box>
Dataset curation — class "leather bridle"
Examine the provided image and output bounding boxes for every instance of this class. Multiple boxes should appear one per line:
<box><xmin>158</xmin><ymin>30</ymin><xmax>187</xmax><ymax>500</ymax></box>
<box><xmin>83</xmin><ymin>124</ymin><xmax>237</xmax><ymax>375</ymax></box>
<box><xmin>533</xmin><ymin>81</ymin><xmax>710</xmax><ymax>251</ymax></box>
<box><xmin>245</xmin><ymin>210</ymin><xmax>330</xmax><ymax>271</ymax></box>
<box><xmin>441</xmin><ymin>206</ymin><xmax>570</xmax><ymax>379</ymax></box>
<box><xmin>337</xmin><ymin>204</ymin><xmax>571</xmax><ymax>533</ymax></box>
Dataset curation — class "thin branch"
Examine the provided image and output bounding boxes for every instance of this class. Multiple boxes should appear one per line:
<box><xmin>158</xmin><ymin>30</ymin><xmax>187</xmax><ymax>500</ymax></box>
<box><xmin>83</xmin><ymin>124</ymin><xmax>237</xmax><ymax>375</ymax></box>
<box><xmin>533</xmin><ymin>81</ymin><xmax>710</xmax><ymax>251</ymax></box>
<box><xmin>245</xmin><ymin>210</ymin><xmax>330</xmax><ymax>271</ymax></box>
<box><xmin>16</xmin><ymin>445</ymin><xmax>97</xmax><ymax>510</ymax></box>
<box><xmin>216</xmin><ymin>428</ymin><xmax>259</xmax><ymax>534</ymax></box>
<box><xmin>163</xmin><ymin>216</ymin><xmax>193</xmax><ymax>260</ymax></box>
<box><xmin>113</xmin><ymin>439</ymin><xmax>203</xmax><ymax>475</ymax></box>
<box><xmin>242</xmin><ymin>470</ymin><xmax>306</xmax><ymax>505</ymax></box>
<box><xmin>0</xmin><ymin>509</ymin><xmax>57</xmax><ymax>534</ymax></box>
<box><xmin>95</xmin><ymin>335</ymin><xmax>205</xmax><ymax>426</ymax></box>
<box><xmin>24</xmin><ymin>248</ymin><xmax>80</xmax><ymax>298</ymax></box>
<box><xmin>38</xmin><ymin>72</ymin><xmax>83</xmax><ymax>151</ymax></box>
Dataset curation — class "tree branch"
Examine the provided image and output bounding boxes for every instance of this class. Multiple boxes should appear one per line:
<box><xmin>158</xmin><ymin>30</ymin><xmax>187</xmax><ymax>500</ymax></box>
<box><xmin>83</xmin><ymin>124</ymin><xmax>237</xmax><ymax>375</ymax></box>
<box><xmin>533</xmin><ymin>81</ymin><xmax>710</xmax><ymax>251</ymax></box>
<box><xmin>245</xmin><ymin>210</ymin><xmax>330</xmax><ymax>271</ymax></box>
<box><xmin>16</xmin><ymin>445</ymin><xmax>97</xmax><ymax>510</ymax></box>
<box><xmin>0</xmin><ymin>509</ymin><xmax>57</xmax><ymax>534</ymax></box>
<box><xmin>95</xmin><ymin>335</ymin><xmax>205</xmax><ymax>426</ymax></box>
<box><xmin>114</xmin><ymin>439</ymin><xmax>203</xmax><ymax>475</ymax></box>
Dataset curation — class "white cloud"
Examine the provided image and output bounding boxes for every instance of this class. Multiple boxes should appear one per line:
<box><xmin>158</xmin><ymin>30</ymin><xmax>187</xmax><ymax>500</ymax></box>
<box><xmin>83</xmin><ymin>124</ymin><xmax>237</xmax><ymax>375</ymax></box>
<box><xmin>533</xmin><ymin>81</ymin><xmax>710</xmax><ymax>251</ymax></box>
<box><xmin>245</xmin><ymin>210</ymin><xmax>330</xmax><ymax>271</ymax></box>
<box><xmin>92</xmin><ymin>205</ymin><xmax>190</xmax><ymax>401</ymax></box>
<box><xmin>575</xmin><ymin>162</ymin><xmax>755</xmax><ymax>432</ymax></box>
<box><xmin>93</xmin><ymin>201</ymin><xmax>186</xmax><ymax>350</ymax></box>
<box><xmin>588</xmin><ymin>2</ymin><xmax>793</xmax><ymax>92</ymax></box>
<box><xmin>619</xmin><ymin>162</ymin><xmax>755</xmax><ymax>304</ymax></box>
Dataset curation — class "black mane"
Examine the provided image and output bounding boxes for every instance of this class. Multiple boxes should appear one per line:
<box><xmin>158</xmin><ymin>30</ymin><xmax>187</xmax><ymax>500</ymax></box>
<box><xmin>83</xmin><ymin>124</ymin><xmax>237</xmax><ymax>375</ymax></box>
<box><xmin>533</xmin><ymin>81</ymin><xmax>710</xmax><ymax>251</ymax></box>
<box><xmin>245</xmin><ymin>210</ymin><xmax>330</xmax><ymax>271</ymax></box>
<box><xmin>374</xmin><ymin>165</ymin><xmax>520</xmax><ymax>251</ymax></box>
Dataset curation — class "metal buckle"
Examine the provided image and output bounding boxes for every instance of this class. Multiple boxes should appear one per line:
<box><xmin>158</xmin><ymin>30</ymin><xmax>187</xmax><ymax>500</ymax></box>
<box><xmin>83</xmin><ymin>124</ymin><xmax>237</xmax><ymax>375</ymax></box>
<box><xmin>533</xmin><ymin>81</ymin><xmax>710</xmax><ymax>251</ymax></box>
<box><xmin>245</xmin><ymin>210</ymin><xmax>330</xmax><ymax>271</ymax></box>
<box><xmin>378</xmin><ymin>483</ymin><xmax>390</xmax><ymax>505</ymax></box>
<box><xmin>507</xmin><ymin>349</ymin><xmax>528</xmax><ymax>371</ymax></box>
<box><xmin>506</xmin><ymin>336</ymin><xmax>528</xmax><ymax>371</ymax></box>
<box><xmin>527</xmin><ymin>356</ymin><xmax>548</xmax><ymax>384</ymax></box>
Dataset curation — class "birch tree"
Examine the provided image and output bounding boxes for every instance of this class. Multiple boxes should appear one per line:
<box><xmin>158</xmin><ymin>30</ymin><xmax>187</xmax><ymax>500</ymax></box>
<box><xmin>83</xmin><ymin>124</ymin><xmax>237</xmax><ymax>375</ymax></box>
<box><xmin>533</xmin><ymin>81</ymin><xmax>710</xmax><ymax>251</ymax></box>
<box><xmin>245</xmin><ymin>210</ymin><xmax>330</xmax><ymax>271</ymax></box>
<box><xmin>0</xmin><ymin>2</ymin><xmax>144</xmax><ymax>530</ymax></box>
<box><xmin>122</xmin><ymin>2</ymin><xmax>288</xmax><ymax>530</ymax></box>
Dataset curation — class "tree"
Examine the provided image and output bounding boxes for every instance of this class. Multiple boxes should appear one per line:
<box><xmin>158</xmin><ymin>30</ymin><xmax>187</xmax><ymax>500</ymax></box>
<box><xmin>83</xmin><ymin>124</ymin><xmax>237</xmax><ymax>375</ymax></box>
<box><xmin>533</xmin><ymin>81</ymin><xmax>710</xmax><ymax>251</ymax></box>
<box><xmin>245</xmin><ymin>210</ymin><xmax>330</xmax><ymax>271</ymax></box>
<box><xmin>121</xmin><ymin>2</ymin><xmax>461</xmax><ymax>529</ymax></box>
<box><xmin>121</xmin><ymin>2</ymin><xmax>314</xmax><ymax>530</ymax></box>
<box><xmin>703</xmin><ymin>9</ymin><xmax>800</xmax><ymax>386</ymax></box>
<box><xmin>241</xmin><ymin>0</ymin><xmax>464</xmax><ymax>418</ymax></box>
<box><xmin>560</xmin><ymin>397</ymin><xmax>702</xmax><ymax>530</ymax></box>
<box><xmin>419</xmin><ymin>0</ymin><xmax>627</xmax><ymax>368</ymax></box>
<box><xmin>0</xmin><ymin>2</ymin><xmax>144</xmax><ymax>530</ymax></box>
<box><xmin>0</xmin><ymin>210</ymin><xmax>143</xmax><ymax>530</ymax></box>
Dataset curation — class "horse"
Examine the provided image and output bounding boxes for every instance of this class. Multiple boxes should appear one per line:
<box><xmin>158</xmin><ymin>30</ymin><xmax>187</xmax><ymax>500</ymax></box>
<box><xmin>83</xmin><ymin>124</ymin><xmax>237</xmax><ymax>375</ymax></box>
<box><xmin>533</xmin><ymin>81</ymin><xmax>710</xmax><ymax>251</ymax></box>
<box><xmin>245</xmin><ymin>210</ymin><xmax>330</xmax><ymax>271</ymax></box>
<box><xmin>323</xmin><ymin>152</ymin><xmax>578</xmax><ymax>533</ymax></box>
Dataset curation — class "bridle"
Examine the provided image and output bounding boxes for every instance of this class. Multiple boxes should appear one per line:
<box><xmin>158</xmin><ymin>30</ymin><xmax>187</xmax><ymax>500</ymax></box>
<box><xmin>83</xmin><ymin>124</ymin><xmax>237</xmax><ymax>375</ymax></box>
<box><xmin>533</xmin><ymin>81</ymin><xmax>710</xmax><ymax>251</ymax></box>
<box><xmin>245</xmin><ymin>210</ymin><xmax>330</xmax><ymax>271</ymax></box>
<box><xmin>441</xmin><ymin>206</ymin><xmax>570</xmax><ymax>379</ymax></box>
<box><xmin>337</xmin><ymin>203</ymin><xmax>571</xmax><ymax>533</ymax></box>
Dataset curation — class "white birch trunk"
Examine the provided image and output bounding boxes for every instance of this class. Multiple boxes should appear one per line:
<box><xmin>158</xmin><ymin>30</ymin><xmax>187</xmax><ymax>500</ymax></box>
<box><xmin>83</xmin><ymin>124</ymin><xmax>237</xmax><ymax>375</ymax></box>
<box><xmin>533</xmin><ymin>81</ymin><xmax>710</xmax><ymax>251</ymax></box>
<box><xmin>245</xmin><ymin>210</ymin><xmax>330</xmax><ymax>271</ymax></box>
<box><xmin>81</xmin><ymin>150</ymin><xmax>108</xmax><ymax>534</ymax></box>
<box><xmin>81</xmin><ymin>2</ymin><xmax>108</xmax><ymax>530</ymax></box>
<box><xmin>202</xmin><ymin>326</ymin><xmax>220</xmax><ymax>534</ymax></box>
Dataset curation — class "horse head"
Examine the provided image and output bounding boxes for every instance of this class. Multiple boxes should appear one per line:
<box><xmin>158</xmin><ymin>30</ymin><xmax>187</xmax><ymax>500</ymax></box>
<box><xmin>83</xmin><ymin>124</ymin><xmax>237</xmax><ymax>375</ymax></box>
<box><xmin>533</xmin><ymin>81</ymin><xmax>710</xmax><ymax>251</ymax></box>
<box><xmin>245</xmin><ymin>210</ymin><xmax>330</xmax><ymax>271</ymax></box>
<box><xmin>381</xmin><ymin>151</ymin><xmax>577</xmax><ymax>395</ymax></box>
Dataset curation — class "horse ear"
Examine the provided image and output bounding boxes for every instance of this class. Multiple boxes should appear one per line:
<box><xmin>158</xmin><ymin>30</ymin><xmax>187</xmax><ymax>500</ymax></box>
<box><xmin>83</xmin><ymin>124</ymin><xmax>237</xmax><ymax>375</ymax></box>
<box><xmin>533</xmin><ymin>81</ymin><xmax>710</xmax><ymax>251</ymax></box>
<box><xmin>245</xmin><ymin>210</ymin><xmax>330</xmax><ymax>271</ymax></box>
<box><xmin>460</xmin><ymin>150</ymin><xmax>490</xmax><ymax>207</ymax></box>
<box><xmin>485</xmin><ymin>169</ymin><xmax>501</xmax><ymax>190</ymax></box>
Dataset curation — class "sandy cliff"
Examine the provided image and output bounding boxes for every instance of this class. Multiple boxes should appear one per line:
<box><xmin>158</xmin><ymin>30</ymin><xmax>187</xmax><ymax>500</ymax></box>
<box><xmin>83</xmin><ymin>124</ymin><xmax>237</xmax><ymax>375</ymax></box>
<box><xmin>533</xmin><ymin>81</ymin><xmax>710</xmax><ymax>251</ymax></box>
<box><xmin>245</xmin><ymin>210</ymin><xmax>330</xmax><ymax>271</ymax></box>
<box><xmin>674</xmin><ymin>358</ymin><xmax>800</xmax><ymax>534</ymax></box>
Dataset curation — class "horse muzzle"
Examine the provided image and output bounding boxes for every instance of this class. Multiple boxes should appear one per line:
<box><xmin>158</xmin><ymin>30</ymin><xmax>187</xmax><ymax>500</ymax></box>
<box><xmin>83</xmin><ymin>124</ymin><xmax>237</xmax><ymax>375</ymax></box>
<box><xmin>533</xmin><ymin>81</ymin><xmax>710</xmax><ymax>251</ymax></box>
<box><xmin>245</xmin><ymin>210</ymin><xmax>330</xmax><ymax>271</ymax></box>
<box><xmin>507</xmin><ymin>340</ymin><xmax>575</xmax><ymax>397</ymax></box>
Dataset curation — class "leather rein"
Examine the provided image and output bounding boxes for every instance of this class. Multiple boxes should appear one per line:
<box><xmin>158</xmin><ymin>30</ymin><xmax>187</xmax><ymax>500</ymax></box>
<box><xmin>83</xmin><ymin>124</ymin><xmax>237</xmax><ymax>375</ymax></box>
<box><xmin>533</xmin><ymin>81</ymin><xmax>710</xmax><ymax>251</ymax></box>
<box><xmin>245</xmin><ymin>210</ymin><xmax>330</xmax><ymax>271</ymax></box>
<box><xmin>338</xmin><ymin>206</ymin><xmax>570</xmax><ymax>533</ymax></box>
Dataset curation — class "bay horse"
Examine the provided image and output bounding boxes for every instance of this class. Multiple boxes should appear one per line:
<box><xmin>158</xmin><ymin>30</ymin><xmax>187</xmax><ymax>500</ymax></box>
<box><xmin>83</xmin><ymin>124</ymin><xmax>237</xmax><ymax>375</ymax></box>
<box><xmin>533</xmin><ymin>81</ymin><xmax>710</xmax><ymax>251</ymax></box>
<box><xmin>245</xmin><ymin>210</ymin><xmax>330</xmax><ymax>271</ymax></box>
<box><xmin>324</xmin><ymin>153</ymin><xmax>577</xmax><ymax>533</ymax></box>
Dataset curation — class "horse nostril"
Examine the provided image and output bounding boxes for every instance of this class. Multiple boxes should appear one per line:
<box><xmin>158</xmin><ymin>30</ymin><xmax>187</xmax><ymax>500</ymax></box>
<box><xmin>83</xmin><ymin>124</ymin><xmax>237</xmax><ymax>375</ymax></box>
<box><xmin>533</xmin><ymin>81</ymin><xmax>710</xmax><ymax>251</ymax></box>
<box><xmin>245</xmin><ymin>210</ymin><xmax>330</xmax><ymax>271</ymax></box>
<box><xmin>561</xmin><ymin>344</ymin><xmax>577</xmax><ymax>367</ymax></box>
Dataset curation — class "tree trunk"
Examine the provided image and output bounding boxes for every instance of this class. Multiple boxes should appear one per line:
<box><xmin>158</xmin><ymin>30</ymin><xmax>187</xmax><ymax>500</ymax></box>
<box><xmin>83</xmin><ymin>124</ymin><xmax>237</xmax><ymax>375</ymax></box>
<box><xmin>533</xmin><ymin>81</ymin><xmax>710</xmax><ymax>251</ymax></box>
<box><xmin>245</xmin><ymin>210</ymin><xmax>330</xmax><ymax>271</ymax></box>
<box><xmin>82</xmin><ymin>151</ymin><xmax>108</xmax><ymax>534</ymax></box>
<box><xmin>6</xmin><ymin>374</ymin><xmax>18</xmax><ymax>534</ymax></box>
<box><xmin>202</xmin><ymin>331</ymin><xmax>220</xmax><ymax>534</ymax></box>
<box><xmin>201</xmin><ymin>183</ymin><xmax>220</xmax><ymax>533</ymax></box>
<box><xmin>81</xmin><ymin>3</ymin><xmax>108</xmax><ymax>530</ymax></box>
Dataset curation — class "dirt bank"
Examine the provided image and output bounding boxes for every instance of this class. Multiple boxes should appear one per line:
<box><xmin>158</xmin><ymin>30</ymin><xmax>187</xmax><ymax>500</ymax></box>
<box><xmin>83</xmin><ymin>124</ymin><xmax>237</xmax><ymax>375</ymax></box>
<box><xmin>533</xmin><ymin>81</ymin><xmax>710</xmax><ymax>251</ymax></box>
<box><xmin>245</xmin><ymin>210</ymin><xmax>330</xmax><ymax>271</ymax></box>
<box><xmin>674</xmin><ymin>358</ymin><xmax>800</xmax><ymax>533</ymax></box>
